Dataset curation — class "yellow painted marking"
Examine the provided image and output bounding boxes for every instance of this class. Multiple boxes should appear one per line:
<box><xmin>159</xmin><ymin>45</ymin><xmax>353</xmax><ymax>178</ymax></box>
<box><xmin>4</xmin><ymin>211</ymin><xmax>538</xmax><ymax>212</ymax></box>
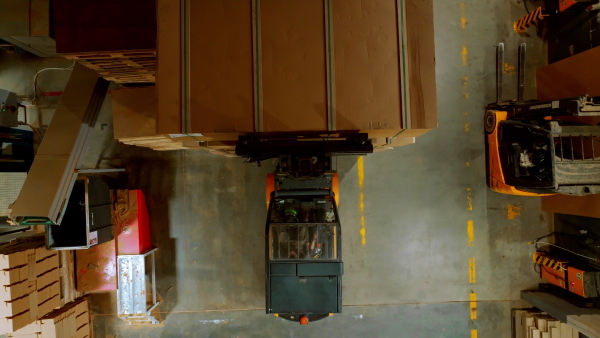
<box><xmin>464</xmin><ymin>123</ymin><xmax>470</xmax><ymax>132</ymax></box>
<box><xmin>507</xmin><ymin>204</ymin><xmax>521</xmax><ymax>220</ymax></box>
<box><xmin>460</xmin><ymin>3</ymin><xmax>467</xmax><ymax>29</ymax></box>
<box><xmin>470</xmin><ymin>292</ymin><xmax>477</xmax><ymax>320</ymax></box>
<box><xmin>463</xmin><ymin>76</ymin><xmax>469</xmax><ymax>99</ymax></box>
<box><xmin>467</xmin><ymin>220</ymin><xmax>474</xmax><ymax>247</ymax></box>
<box><xmin>462</xmin><ymin>45</ymin><xmax>468</xmax><ymax>66</ymax></box>
<box><xmin>465</xmin><ymin>162</ymin><xmax>471</xmax><ymax>167</ymax></box>
<box><xmin>471</xmin><ymin>329</ymin><xmax>478</xmax><ymax>338</ymax></box>
<box><xmin>358</xmin><ymin>156</ymin><xmax>366</xmax><ymax>246</ymax></box>
<box><xmin>503</xmin><ymin>63</ymin><xmax>516</xmax><ymax>75</ymax></box>
<box><xmin>468</xmin><ymin>257</ymin><xmax>476</xmax><ymax>283</ymax></box>
<box><xmin>466</xmin><ymin>188</ymin><xmax>473</xmax><ymax>211</ymax></box>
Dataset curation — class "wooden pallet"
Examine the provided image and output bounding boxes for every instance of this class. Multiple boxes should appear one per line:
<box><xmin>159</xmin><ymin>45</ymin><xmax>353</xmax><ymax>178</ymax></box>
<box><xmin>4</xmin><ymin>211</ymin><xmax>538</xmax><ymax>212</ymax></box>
<box><xmin>118</xmin><ymin>134</ymin><xmax>239</xmax><ymax>155</ymax></box>
<box><xmin>62</xmin><ymin>49</ymin><xmax>156</xmax><ymax>60</ymax></box>
<box><xmin>104</xmin><ymin>73</ymin><xmax>156</xmax><ymax>84</ymax></box>
<box><xmin>62</xmin><ymin>49</ymin><xmax>156</xmax><ymax>84</ymax></box>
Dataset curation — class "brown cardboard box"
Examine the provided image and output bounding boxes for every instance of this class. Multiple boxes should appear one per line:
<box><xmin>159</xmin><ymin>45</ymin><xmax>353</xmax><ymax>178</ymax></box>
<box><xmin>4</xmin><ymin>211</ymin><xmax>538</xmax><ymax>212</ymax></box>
<box><xmin>537</xmin><ymin>47</ymin><xmax>600</xmax><ymax>101</ymax></box>
<box><xmin>111</xmin><ymin>86</ymin><xmax>157</xmax><ymax>140</ymax></box>
<box><xmin>11</xmin><ymin>298</ymin><xmax>90</xmax><ymax>338</ymax></box>
<box><xmin>0</xmin><ymin>239</ymin><xmax>60</xmax><ymax>334</ymax></box>
<box><xmin>155</xmin><ymin>0</ymin><xmax>436</xmax><ymax>139</ymax></box>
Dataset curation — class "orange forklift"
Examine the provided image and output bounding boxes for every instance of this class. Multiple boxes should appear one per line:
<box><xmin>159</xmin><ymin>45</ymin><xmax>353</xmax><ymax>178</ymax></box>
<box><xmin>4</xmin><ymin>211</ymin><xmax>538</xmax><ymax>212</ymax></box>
<box><xmin>484</xmin><ymin>43</ymin><xmax>600</xmax><ymax>196</ymax></box>
<box><xmin>236</xmin><ymin>132</ymin><xmax>372</xmax><ymax>324</ymax></box>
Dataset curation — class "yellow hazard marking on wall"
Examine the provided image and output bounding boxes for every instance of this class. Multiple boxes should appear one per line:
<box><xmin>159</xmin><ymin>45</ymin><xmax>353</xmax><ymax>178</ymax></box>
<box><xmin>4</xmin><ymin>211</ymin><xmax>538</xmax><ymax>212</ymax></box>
<box><xmin>358</xmin><ymin>156</ymin><xmax>366</xmax><ymax>246</ymax></box>
<box><xmin>462</xmin><ymin>45</ymin><xmax>468</xmax><ymax>66</ymax></box>
<box><xmin>503</xmin><ymin>63</ymin><xmax>516</xmax><ymax>75</ymax></box>
<box><xmin>467</xmin><ymin>221</ymin><xmax>474</xmax><ymax>247</ymax></box>
<box><xmin>470</xmin><ymin>292</ymin><xmax>477</xmax><ymax>320</ymax></box>
<box><xmin>471</xmin><ymin>329</ymin><xmax>478</xmax><ymax>338</ymax></box>
<box><xmin>463</xmin><ymin>76</ymin><xmax>469</xmax><ymax>99</ymax></box>
<box><xmin>469</xmin><ymin>257</ymin><xmax>476</xmax><ymax>283</ymax></box>
<box><xmin>507</xmin><ymin>204</ymin><xmax>521</xmax><ymax>220</ymax></box>
<box><xmin>460</xmin><ymin>3</ymin><xmax>467</xmax><ymax>29</ymax></box>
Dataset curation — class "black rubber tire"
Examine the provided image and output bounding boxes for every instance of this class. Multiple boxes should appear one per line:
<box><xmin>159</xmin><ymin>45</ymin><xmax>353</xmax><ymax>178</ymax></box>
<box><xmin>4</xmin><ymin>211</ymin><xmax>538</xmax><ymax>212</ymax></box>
<box><xmin>484</xmin><ymin>110</ymin><xmax>497</xmax><ymax>134</ymax></box>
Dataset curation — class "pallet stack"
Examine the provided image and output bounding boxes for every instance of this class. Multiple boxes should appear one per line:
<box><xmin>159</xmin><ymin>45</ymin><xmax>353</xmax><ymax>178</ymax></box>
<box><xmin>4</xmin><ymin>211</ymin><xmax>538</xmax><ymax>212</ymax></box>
<box><xmin>8</xmin><ymin>297</ymin><xmax>90</xmax><ymax>338</ymax></box>
<box><xmin>514</xmin><ymin>309</ymin><xmax>581</xmax><ymax>338</ymax></box>
<box><xmin>0</xmin><ymin>237</ymin><xmax>60</xmax><ymax>334</ymax></box>
<box><xmin>63</xmin><ymin>49</ymin><xmax>156</xmax><ymax>84</ymax></box>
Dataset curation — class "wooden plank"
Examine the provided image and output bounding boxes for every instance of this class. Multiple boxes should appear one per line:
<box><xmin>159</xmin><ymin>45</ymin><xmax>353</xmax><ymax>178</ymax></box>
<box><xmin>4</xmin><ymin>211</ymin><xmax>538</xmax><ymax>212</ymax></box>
<box><xmin>189</xmin><ymin>0</ymin><xmax>254</xmax><ymax>134</ymax></box>
<box><xmin>63</xmin><ymin>50</ymin><xmax>156</xmax><ymax>60</ymax></box>
<box><xmin>261</xmin><ymin>0</ymin><xmax>328</xmax><ymax>132</ymax></box>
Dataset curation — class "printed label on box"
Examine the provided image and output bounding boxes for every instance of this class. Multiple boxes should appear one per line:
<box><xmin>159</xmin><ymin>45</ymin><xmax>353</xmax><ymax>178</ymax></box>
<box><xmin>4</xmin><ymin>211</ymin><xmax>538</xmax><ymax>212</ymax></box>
<box><xmin>89</xmin><ymin>231</ymin><xmax>98</xmax><ymax>246</ymax></box>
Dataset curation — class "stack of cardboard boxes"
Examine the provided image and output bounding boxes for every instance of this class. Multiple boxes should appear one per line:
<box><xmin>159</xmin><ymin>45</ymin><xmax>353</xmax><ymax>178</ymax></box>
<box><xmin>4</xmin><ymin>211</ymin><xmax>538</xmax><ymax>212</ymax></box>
<box><xmin>0</xmin><ymin>238</ymin><xmax>60</xmax><ymax>334</ymax></box>
<box><xmin>514</xmin><ymin>309</ymin><xmax>581</xmax><ymax>338</ymax></box>
<box><xmin>111</xmin><ymin>0</ymin><xmax>436</xmax><ymax>155</ymax></box>
<box><xmin>8</xmin><ymin>298</ymin><xmax>90</xmax><ymax>338</ymax></box>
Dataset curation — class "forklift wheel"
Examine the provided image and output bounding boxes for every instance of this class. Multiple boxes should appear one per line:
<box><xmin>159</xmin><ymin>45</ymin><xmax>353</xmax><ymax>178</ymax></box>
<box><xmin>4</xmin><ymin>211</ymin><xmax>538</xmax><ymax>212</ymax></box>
<box><xmin>484</xmin><ymin>110</ymin><xmax>497</xmax><ymax>134</ymax></box>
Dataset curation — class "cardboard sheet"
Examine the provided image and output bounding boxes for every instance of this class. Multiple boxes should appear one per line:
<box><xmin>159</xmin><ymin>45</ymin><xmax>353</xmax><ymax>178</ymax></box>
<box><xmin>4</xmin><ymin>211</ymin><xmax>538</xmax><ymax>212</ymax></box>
<box><xmin>189</xmin><ymin>0</ymin><xmax>254</xmax><ymax>134</ymax></box>
<box><xmin>156</xmin><ymin>0</ymin><xmax>181</xmax><ymax>134</ymax></box>
<box><xmin>10</xmin><ymin>64</ymin><xmax>103</xmax><ymax>220</ymax></box>
<box><xmin>405</xmin><ymin>0</ymin><xmax>437</xmax><ymax>129</ymax></box>
<box><xmin>111</xmin><ymin>87</ymin><xmax>157</xmax><ymax>139</ymax></box>
<box><xmin>261</xmin><ymin>0</ymin><xmax>328</xmax><ymax>132</ymax></box>
<box><xmin>541</xmin><ymin>194</ymin><xmax>600</xmax><ymax>218</ymax></box>
<box><xmin>333</xmin><ymin>0</ymin><xmax>401</xmax><ymax>130</ymax></box>
<box><xmin>153</xmin><ymin>0</ymin><xmax>437</xmax><ymax>142</ymax></box>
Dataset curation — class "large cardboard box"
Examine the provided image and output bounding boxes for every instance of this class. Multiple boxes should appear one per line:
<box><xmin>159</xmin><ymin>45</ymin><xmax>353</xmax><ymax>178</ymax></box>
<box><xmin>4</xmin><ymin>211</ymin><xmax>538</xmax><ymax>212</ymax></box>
<box><xmin>0</xmin><ymin>239</ymin><xmax>60</xmax><ymax>333</ymax></box>
<box><xmin>9</xmin><ymin>298</ymin><xmax>90</xmax><ymax>338</ymax></box>
<box><xmin>155</xmin><ymin>0</ymin><xmax>436</xmax><ymax>141</ymax></box>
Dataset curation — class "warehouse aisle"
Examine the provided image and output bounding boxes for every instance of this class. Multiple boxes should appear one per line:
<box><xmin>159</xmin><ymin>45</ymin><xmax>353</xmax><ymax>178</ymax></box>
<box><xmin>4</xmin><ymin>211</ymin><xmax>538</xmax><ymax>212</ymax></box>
<box><xmin>0</xmin><ymin>0</ymin><xmax>552</xmax><ymax>337</ymax></box>
<box><xmin>91</xmin><ymin>1</ymin><xmax>550</xmax><ymax>336</ymax></box>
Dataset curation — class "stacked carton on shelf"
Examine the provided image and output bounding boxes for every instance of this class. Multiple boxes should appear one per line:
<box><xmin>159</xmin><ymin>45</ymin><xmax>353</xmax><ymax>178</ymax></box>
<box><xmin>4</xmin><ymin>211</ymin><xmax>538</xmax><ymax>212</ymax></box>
<box><xmin>0</xmin><ymin>238</ymin><xmax>60</xmax><ymax>334</ymax></box>
<box><xmin>514</xmin><ymin>308</ymin><xmax>581</xmax><ymax>338</ymax></box>
<box><xmin>9</xmin><ymin>297</ymin><xmax>90</xmax><ymax>338</ymax></box>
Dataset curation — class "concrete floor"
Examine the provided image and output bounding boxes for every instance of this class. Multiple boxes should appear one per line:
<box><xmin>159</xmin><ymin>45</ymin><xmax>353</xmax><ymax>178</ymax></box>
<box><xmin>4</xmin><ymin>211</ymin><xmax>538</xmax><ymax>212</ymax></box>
<box><xmin>0</xmin><ymin>0</ymin><xmax>555</xmax><ymax>337</ymax></box>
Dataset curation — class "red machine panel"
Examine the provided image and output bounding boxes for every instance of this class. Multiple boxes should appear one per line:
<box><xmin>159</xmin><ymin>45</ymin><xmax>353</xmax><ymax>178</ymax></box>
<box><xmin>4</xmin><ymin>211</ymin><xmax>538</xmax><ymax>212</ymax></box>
<box><xmin>568</xmin><ymin>267</ymin><xmax>599</xmax><ymax>298</ymax></box>
<box><xmin>559</xmin><ymin>0</ymin><xmax>580</xmax><ymax>12</ymax></box>
<box><xmin>76</xmin><ymin>239</ymin><xmax>117</xmax><ymax>291</ymax></box>
<box><xmin>114</xmin><ymin>190</ymin><xmax>152</xmax><ymax>255</ymax></box>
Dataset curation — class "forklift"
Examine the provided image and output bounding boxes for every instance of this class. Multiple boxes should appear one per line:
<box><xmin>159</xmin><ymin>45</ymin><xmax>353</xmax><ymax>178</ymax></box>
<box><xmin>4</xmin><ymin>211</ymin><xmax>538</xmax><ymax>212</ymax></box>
<box><xmin>484</xmin><ymin>43</ymin><xmax>600</xmax><ymax>196</ymax></box>
<box><xmin>236</xmin><ymin>132</ymin><xmax>373</xmax><ymax>324</ymax></box>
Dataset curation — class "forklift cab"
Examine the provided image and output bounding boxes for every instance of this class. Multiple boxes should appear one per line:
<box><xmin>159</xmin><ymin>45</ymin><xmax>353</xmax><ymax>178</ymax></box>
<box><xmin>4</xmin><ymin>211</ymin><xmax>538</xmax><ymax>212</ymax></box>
<box><xmin>266</xmin><ymin>195</ymin><xmax>342</xmax><ymax>324</ymax></box>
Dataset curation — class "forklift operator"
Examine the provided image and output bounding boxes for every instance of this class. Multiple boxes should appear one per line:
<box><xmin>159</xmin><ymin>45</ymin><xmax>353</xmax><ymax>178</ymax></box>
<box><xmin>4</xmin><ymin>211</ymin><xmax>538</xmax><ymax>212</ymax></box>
<box><xmin>277</xmin><ymin>228</ymin><xmax>318</xmax><ymax>259</ymax></box>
